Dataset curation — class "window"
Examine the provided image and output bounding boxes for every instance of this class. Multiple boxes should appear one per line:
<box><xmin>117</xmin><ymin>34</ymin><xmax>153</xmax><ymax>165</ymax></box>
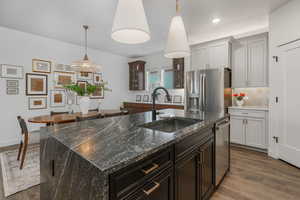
<box><xmin>163</xmin><ymin>69</ymin><xmax>174</xmax><ymax>89</ymax></box>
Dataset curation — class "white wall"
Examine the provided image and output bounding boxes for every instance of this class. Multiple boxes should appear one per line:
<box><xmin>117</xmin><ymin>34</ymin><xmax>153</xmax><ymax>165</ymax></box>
<box><xmin>0</xmin><ymin>26</ymin><xmax>129</xmax><ymax>147</ymax></box>
<box><xmin>268</xmin><ymin>0</ymin><xmax>300</xmax><ymax>158</ymax></box>
<box><xmin>126</xmin><ymin>52</ymin><xmax>185</xmax><ymax>103</ymax></box>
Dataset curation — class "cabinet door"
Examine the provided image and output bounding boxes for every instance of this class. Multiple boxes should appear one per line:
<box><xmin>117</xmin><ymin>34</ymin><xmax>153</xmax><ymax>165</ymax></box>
<box><xmin>232</xmin><ymin>41</ymin><xmax>248</xmax><ymax>87</ymax></box>
<box><xmin>175</xmin><ymin>151</ymin><xmax>199</xmax><ymax>200</ymax></box>
<box><xmin>245</xmin><ymin>117</ymin><xmax>267</xmax><ymax>149</ymax></box>
<box><xmin>230</xmin><ymin>116</ymin><xmax>245</xmax><ymax>145</ymax></box>
<box><xmin>199</xmin><ymin>138</ymin><xmax>214</xmax><ymax>200</ymax></box>
<box><xmin>173</xmin><ymin>58</ymin><xmax>184</xmax><ymax>89</ymax></box>
<box><xmin>129</xmin><ymin>61</ymin><xmax>145</xmax><ymax>91</ymax></box>
<box><xmin>247</xmin><ymin>37</ymin><xmax>268</xmax><ymax>87</ymax></box>
<box><xmin>208</xmin><ymin>43</ymin><xmax>230</xmax><ymax>69</ymax></box>
<box><xmin>191</xmin><ymin>47</ymin><xmax>209</xmax><ymax>70</ymax></box>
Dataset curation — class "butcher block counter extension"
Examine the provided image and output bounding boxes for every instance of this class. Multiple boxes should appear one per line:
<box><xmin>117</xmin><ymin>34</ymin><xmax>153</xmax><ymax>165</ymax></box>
<box><xmin>40</xmin><ymin>109</ymin><xmax>228</xmax><ymax>200</ymax></box>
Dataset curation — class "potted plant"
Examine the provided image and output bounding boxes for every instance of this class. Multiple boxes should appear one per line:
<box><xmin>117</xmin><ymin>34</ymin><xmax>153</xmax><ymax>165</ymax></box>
<box><xmin>232</xmin><ymin>93</ymin><xmax>247</xmax><ymax>107</ymax></box>
<box><xmin>64</xmin><ymin>82</ymin><xmax>111</xmax><ymax>114</ymax></box>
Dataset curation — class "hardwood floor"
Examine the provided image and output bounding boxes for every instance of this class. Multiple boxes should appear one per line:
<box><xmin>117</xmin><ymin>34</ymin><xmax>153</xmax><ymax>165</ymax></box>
<box><xmin>212</xmin><ymin>146</ymin><xmax>300</xmax><ymax>200</ymax></box>
<box><xmin>0</xmin><ymin>145</ymin><xmax>299</xmax><ymax>200</ymax></box>
<box><xmin>0</xmin><ymin>145</ymin><xmax>40</xmax><ymax>200</ymax></box>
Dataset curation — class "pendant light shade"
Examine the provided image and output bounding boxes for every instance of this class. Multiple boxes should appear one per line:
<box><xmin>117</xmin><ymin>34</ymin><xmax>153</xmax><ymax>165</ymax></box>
<box><xmin>164</xmin><ymin>0</ymin><xmax>190</xmax><ymax>58</ymax></box>
<box><xmin>112</xmin><ymin>0</ymin><xmax>150</xmax><ymax>44</ymax></box>
<box><xmin>72</xmin><ymin>25</ymin><xmax>101</xmax><ymax>73</ymax></box>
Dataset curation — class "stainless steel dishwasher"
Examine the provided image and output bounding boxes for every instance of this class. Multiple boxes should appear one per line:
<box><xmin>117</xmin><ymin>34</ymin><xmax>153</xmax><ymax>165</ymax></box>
<box><xmin>215</xmin><ymin>117</ymin><xmax>230</xmax><ymax>187</ymax></box>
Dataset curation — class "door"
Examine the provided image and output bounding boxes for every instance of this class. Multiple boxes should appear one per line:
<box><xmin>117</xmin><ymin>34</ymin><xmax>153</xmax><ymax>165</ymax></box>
<box><xmin>247</xmin><ymin>37</ymin><xmax>268</xmax><ymax>87</ymax></box>
<box><xmin>199</xmin><ymin>138</ymin><xmax>214</xmax><ymax>200</ymax></box>
<box><xmin>173</xmin><ymin>58</ymin><xmax>184</xmax><ymax>89</ymax></box>
<box><xmin>175</xmin><ymin>151</ymin><xmax>199</xmax><ymax>200</ymax></box>
<box><xmin>230</xmin><ymin>116</ymin><xmax>245</xmax><ymax>145</ymax></box>
<box><xmin>245</xmin><ymin>117</ymin><xmax>267</xmax><ymax>149</ymax></box>
<box><xmin>277</xmin><ymin>40</ymin><xmax>300</xmax><ymax>168</ymax></box>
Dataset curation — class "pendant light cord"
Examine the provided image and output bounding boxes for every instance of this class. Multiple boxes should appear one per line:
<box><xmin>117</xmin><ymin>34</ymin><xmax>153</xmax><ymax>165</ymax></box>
<box><xmin>83</xmin><ymin>25</ymin><xmax>88</xmax><ymax>57</ymax></box>
<box><xmin>176</xmin><ymin>0</ymin><xmax>179</xmax><ymax>14</ymax></box>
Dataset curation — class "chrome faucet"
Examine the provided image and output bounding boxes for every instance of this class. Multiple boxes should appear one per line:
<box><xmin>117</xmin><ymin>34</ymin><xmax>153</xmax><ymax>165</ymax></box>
<box><xmin>152</xmin><ymin>87</ymin><xmax>172</xmax><ymax>120</ymax></box>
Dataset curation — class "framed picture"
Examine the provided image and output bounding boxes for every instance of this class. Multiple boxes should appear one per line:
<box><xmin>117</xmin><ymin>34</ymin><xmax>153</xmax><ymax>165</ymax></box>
<box><xmin>6</xmin><ymin>80</ymin><xmax>19</xmax><ymax>95</ymax></box>
<box><xmin>164</xmin><ymin>95</ymin><xmax>173</xmax><ymax>103</ymax></box>
<box><xmin>90</xmin><ymin>85</ymin><xmax>104</xmax><ymax>99</ymax></box>
<box><xmin>54</xmin><ymin>72</ymin><xmax>76</xmax><ymax>88</ymax></box>
<box><xmin>173</xmin><ymin>95</ymin><xmax>183</xmax><ymax>104</ymax></box>
<box><xmin>50</xmin><ymin>90</ymin><xmax>66</xmax><ymax>107</ymax></box>
<box><xmin>32</xmin><ymin>59</ymin><xmax>51</xmax><ymax>73</ymax></box>
<box><xmin>26</xmin><ymin>73</ymin><xmax>48</xmax><ymax>96</ymax></box>
<box><xmin>28</xmin><ymin>97</ymin><xmax>47</xmax><ymax>110</ymax></box>
<box><xmin>136</xmin><ymin>95</ymin><xmax>142</xmax><ymax>102</ymax></box>
<box><xmin>77</xmin><ymin>72</ymin><xmax>93</xmax><ymax>81</ymax></box>
<box><xmin>77</xmin><ymin>81</ymin><xmax>88</xmax><ymax>90</ymax></box>
<box><xmin>93</xmin><ymin>73</ymin><xmax>102</xmax><ymax>84</ymax></box>
<box><xmin>54</xmin><ymin>63</ymin><xmax>74</xmax><ymax>73</ymax></box>
<box><xmin>0</xmin><ymin>64</ymin><xmax>24</xmax><ymax>79</ymax></box>
<box><xmin>143</xmin><ymin>95</ymin><xmax>149</xmax><ymax>102</ymax></box>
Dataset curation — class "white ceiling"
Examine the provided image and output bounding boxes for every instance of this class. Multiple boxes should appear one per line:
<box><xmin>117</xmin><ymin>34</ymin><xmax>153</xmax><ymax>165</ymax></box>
<box><xmin>0</xmin><ymin>0</ymin><xmax>289</xmax><ymax>58</ymax></box>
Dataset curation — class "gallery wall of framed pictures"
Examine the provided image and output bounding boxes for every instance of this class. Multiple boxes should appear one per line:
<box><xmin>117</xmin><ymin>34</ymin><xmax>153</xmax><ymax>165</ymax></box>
<box><xmin>0</xmin><ymin>58</ymin><xmax>105</xmax><ymax>111</ymax></box>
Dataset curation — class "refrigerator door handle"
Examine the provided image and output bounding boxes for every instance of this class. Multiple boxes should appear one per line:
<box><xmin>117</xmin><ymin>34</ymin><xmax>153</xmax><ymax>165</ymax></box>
<box><xmin>199</xmin><ymin>73</ymin><xmax>203</xmax><ymax>110</ymax></box>
<box><xmin>203</xmin><ymin>74</ymin><xmax>207</xmax><ymax>109</ymax></box>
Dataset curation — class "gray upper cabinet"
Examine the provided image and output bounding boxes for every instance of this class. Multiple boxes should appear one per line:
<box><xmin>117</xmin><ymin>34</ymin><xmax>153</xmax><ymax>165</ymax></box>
<box><xmin>190</xmin><ymin>37</ymin><xmax>232</xmax><ymax>71</ymax></box>
<box><xmin>232</xmin><ymin>33</ymin><xmax>268</xmax><ymax>88</ymax></box>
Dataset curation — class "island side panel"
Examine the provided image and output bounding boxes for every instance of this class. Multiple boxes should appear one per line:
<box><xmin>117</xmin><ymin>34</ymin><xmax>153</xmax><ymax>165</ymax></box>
<box><xmin>41</xmin><ymin>134</ymin><xmax>108</xmax><ymax>200</ymax></box>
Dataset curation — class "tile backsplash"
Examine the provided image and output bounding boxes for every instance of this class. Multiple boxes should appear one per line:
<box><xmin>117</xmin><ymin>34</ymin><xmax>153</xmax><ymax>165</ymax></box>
<box><xmin>232</xmin><ymin>88</ymin><xmax>269</xmax><ymax>106</ymax></box>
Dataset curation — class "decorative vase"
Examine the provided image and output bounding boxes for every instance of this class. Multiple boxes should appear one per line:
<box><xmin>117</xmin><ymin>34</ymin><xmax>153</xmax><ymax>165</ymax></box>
<box><xmin>236</xmin><ymin>99</ymin><xmax>244</xmax><ymax>107</ymax></box>
<box><xmin>79</xmin><ymin>96</ymin><xmax>90</xmax><ymax>114</ymax></box>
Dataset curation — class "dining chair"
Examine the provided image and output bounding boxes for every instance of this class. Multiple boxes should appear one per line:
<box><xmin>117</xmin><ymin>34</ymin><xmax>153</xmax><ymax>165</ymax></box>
<box><xmin>17</xmin><ymin>116</ymin><xmax>40</xmax><ymax>170</ymax></box>
<box><xmin>50</xmin><ymin>111</ymin><xmax>69</xmax><ymax>116</ymax></box>
<box><xmin>76</xmin><ymin>114</ymin><xmax>102</xmax><ymax>122</ymax></box>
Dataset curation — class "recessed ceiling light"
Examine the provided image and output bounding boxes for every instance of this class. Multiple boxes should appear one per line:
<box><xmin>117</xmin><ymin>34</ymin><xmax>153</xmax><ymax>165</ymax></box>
<box><xmin>212</xmin><ymin>18</ymin><xmax>221</xmax><ymax>24</ymax></box>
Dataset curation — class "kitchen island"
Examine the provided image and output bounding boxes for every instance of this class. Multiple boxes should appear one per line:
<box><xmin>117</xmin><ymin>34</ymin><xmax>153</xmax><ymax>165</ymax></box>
<box><xmin>40</xmin><ymin>109</ymin><xmax>229</xmax><ymax>200</ymax></box>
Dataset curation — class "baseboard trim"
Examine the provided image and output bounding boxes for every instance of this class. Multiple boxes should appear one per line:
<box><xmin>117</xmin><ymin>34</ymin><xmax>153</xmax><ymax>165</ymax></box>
<box><xmin>230</xmin><ymin>143</ymin><xmax>268</xmax><ymax>153</ymax></box>
<box><xmin>0</xmin><ymin>139</ymin><xmax>19</xmax><ymax>148</ymax></box>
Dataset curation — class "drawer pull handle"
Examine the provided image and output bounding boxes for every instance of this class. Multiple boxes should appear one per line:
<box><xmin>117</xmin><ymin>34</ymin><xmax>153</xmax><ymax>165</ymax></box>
<box><xmin>143</xmin><ymin>182</ymin><xmax>160</xmax><ymax>195</ymax></box>
<box><xmin>141</xmin><ymin>163</ymin><xmax>159</xmax><ymax>174</ymax></box>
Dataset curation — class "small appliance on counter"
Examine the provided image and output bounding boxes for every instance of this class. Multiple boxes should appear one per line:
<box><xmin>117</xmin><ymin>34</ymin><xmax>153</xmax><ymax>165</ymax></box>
<box><xmin>185</xmin><ymin>68</ymin><xmax>232</xmax><ymax>113</ymax></box>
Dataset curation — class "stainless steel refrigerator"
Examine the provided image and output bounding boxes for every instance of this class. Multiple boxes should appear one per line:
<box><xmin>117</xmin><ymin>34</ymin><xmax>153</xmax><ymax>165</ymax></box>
<box><xmin>185</xmin><ymin>68</ymin><xmax>232</xmax><ymax>114</ymax></box>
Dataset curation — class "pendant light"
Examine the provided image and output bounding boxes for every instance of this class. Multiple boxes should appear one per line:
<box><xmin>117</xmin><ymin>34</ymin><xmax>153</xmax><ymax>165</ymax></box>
<box><xmin>72</xmin><ymin>25</ymin><xmax>101</xmax><ymax>73</ymax></box>
<box><xmin>111</xmin><ymin>0</ymin><xmax>150</xmax><ymax>44</ymax></box>
<box><xmin>164</xmin><ymin>0</ymin><xmax>190</xmax><ymax>58</ymax></box>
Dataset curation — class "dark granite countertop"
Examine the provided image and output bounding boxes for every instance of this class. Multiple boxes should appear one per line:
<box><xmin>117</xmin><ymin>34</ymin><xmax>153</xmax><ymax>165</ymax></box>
<box><xmin>41</xmin><ymin>109</ymin><xmax>228</xmax><ymax>174</ymax></box>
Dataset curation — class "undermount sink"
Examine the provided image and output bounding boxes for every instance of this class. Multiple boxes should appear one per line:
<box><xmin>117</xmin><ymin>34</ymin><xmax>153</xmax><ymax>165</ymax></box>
<box><xmin>140</xmin><ymin>117</ymin><xmax>202</xmax><ymax>133</ymax></box>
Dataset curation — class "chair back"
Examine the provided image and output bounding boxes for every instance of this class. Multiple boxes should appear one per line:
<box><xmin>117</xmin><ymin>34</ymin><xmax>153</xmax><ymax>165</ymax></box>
<box><xmin>76</xmin><ymin>114</ymin><xmax>101</xmax><ymax>122</ymax></box>
<box><xmin>17</xmin><ymin>116</ymin><xmax>28</xmax><ymax>137</ymax></box>
<box><xmin>50</xmin><ymin>111</ymin><xmax>69</xmax><ymax>116</ymax></box>
<box><xmin>89</xmin><ymin>108</ymin><xmax>99</xmax><ymax>112</ymax></box>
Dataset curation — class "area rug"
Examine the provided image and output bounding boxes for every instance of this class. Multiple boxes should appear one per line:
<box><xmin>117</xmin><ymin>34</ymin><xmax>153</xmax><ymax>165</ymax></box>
<box><xmin>0</xmin><ymin>145</ymin><xmax>40</xmax><ymax>197</ymax></box>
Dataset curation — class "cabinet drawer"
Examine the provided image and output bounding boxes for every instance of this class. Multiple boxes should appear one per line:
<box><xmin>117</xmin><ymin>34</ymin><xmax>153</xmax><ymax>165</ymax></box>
<box><xmin>175</xmin><ymin>126</ymin><xmax>213</xmax><ymax>161</ymax></box>
<box><xmin>229</xmin><ymin>109</ymin><xmax>266</xmax><ymax>118</ymax></box>
<box><xmin>124</xmin><ymin>168</ymin><xmax>174</xmax><ymax>200</ymax></box>
<box><xmin>110</xmin><ymin>146</ymin><xmax>174</xmax><ymax>200</ymax></box>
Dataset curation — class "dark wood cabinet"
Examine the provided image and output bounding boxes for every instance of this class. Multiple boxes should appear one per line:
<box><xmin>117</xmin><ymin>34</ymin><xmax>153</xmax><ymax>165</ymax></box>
<box><xmin>199</xmin><ymin>138</ymin><xmax>215</xmax><ymax>200</ymax></box>
<box><xmin>175</xmin><ymin>151</ymin><xmax>199</xmax><ymax>200</ymax></box>
<box><xmin>129</xmin><ymin>61</ymin><xmax>146</xmax><ymax>91</ymax></box>
<box><xmin>175</xmin><ymin>127</ymin><xmax>215</xmax><ymax>200</ymax></box>
<box><xmin>173</xmin><ymin>58</ymin><xmax>184</xmax><ymax>89</ymax></box>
